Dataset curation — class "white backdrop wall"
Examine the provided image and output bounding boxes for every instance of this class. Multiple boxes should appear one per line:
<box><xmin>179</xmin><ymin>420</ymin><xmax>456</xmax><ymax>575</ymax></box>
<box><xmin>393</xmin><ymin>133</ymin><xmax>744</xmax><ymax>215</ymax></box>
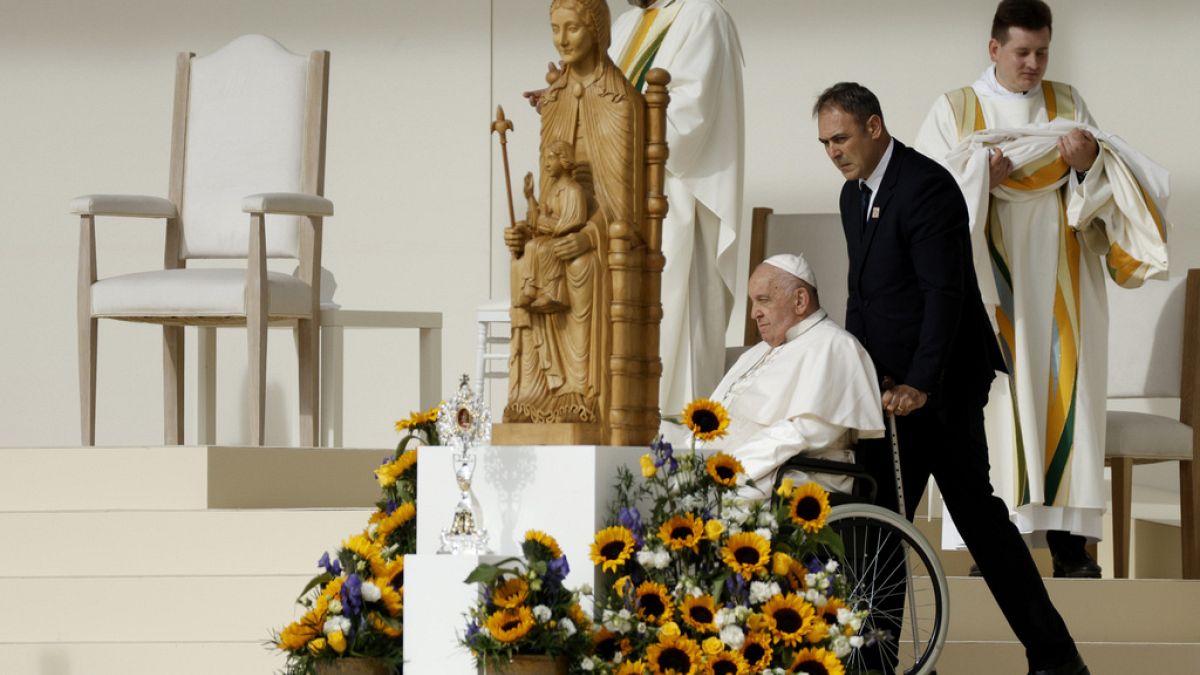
<box><xmin>1</xmin><ymin>0</ymin><xmax>1197</xmax><ymax>448</ymax></box>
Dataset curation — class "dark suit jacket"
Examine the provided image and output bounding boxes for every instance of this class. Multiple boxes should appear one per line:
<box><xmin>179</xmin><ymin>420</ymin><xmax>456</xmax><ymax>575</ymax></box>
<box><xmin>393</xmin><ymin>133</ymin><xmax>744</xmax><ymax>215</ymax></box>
<box><xmin>841</xmin><ymin>140</ymin><xmax>1003</xmax><ymax>406</ymax></box>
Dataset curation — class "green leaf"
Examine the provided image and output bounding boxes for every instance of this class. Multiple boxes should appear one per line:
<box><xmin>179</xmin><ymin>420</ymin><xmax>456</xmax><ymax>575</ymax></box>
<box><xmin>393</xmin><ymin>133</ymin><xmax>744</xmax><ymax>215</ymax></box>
<box><xmin>462</xmin><ymin>557</ymin><xmax>524</xmax><ymax>584</ymax></box>
<box><xmin>296</xmin><ymin>572</ymin><xmax>333</xmax><ymax>602</ymax></box>
<box><xmin>812</xmin><ymin>526</ymin><xmax>846</xmax><ymax>560</ymax></box>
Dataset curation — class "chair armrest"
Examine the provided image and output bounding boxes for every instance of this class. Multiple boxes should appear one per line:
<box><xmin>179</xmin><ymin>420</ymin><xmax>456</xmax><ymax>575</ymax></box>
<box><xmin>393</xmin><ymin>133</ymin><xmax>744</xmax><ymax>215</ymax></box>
<box><xmin>242</xmin><ymin>192</ymin><xmax>334</xmax><ymax>217</ymax></box>
<box><xmin>69</xmin><ymin>194</ymin><xmax>177</xmax><ymax>219</ymax></box>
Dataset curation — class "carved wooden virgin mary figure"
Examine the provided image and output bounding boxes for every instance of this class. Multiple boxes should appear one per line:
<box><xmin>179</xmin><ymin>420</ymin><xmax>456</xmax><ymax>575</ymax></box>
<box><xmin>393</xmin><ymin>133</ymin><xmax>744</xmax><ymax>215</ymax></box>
<box><xmin>501</xmin><ymin>0</ymin><xmax>668</xmax><ymax>446</ymax></box>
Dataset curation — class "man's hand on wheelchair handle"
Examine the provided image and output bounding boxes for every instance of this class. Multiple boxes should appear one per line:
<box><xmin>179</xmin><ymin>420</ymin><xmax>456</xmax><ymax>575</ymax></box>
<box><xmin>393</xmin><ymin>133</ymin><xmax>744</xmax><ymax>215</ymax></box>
<box><xmin>882</xmin><ymin>384</ymin><xmax>927</xmax><ymax>417</ymax></box>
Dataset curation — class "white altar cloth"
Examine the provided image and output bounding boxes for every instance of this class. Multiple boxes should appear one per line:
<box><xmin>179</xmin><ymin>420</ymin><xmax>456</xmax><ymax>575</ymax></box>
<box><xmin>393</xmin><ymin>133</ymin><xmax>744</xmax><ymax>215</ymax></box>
<box><xmin>407</xmin><ymin>444</ymin><xmax>645</xmax><ymax>672</ymax></box>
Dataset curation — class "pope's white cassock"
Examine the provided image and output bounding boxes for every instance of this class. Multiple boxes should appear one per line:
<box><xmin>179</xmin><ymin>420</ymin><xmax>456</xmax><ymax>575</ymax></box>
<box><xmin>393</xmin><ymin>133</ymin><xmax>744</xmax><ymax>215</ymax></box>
<box><xmin>916</xmin><ymin>67</ymin><xmax>1170</xmax><ymax>548</ymax></box>
<box><xmin>609</xmin><ymin>0</ymin><xmax>743</xmax><ymax>419</ymax></box>
<box><xmin>708</xmin><ymin>308</ymin><xmax>885</xmax><ymax>495</ymax></box>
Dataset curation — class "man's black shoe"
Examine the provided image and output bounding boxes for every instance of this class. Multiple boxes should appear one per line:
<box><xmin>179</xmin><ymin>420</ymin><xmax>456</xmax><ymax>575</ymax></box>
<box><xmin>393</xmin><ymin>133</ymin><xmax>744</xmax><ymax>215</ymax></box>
<box><xmin>1051</xmin><ymin>551</ymin><xmax>1102</xmax><ymax>578</ymax></box>
<box><xmin>1028</xmin><ymin>652</ymin><xmax>1090</xmax><ymax>675</ymax></box>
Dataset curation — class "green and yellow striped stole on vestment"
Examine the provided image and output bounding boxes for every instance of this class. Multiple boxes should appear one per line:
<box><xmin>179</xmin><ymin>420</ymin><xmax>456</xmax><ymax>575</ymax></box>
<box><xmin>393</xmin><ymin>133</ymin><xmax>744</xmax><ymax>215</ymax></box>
<box><xmin>949</xmin><ymin>81</ymin><xmax>1080</xmax><ymax>507</ymax></box>
<box><xmin>617</xmin><ymin>1</ymin><xmax>682</xmax><ymax>92</ymax></box>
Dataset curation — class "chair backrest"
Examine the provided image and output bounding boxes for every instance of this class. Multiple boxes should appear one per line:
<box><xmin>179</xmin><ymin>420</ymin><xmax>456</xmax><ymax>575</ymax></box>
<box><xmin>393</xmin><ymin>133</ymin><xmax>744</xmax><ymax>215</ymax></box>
<box><xmin>1107</xmin><ymin>272</ymin><xmax>1189</xmax><ymax>399</ymax></box>
<box><xmin>744</xmin><ymin>208</ymin><xmax>849</xmax><ymax>344</ymax></box>
<box><xmin>171</xmin><ymin>35</ymin><xmax>328</xmax><ymax>260</ymax></box>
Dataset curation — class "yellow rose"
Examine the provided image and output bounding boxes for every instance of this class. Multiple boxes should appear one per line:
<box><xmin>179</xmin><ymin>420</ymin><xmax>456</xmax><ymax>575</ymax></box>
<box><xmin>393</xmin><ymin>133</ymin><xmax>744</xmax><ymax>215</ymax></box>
<box><xmin>328</xmin><ymin>630</ymin><xmax>347</xmax><ymax>654</ymax></box>
<box><xmin>704</xmin><ymin>519</ymin><xmax>725</xmax><ymax>541</ymax></box>
<box><xmin>772</xmin><ymin>552</ymin><xmax>794</xmax><ymax>577</ymax></box>
<box><xmin>806</xmin><ymin>620</ymin><xmax>831</xmax><ymax>643</ymax></box>
<box><xmin>703</xmin><ymin>636</ymin><xmax>724</xmax><ymax>655</ymax></box>
<box><xmin>776</xmin><ymin>477</ymin><xmax>795</xmax><ymax>498</ymax></box>
<box><xmin>659</xmin><ymin>621</ymin><xmax>681</xmax><ymax>638</ymax></box>
<box><xmin>640</xmin><ymin>454</ymin><xmax>657</xmax><ymax>478</ymax></box>
<box><xmin>307</xmin><ymin>638</ymin><xmax>327</xmax><ymax>656</ymax></box>
<box><xmin>747</xmin><ymin>613</ymin><xmax>767</xmax><ymax>631</ymax></box>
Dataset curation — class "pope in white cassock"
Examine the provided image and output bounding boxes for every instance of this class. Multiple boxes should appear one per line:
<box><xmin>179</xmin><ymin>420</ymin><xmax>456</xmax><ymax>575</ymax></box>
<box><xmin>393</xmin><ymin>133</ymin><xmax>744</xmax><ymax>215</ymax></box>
<box><xmin>707</xmin><ymin>254</ymin><xmax>884</xmax><ymax>496</ymax></box>
<box><xmin>915</xmin><ymin>0</ymin><xmax>1169</xmax><ymax>574</ymax></box>
<box><xmin>609</xmin><ymin>0</ymin><xmax>743</xmax><ymax>420</ymax></box>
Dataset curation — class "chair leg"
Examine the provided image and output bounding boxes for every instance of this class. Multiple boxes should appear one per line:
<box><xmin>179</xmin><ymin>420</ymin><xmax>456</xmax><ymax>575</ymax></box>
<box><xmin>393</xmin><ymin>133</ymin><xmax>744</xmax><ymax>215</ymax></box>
<box><xmin>163</xmin><ymin>325</ymin><xmax>185</xmax><ymax>445</ymax></box>
<box><xmin>297</xmin><ymin>318</ymin><xmax>319</xmax><ymax>447</ymax></box>
<box><xmin>196</xmin><ymin>326</ymin><xmax>217</xmax><ymax>445</ymax></box>
<box><xmin>1182</xmin><ymin>459</ymin><xmax>1200</xmax><ymax>579</ymax></box>
<box><xmin>320</xmin><ymin>325</ymin><xmax>344</xmax><ymax>448</ymax></box>
<box><xmin>1110</xmin><ymin>457</ymin><xmax>1133</xmax><ymax>578</ymax></box>
<box><xmin>79</xmin><ymin>316</ymin><xmax>97</xmax><ymax>446</ymax></box>
<box><xmin>247</xmin><ymin>213</ymin><xmax>267</xmax><ymax>446</ymax></box>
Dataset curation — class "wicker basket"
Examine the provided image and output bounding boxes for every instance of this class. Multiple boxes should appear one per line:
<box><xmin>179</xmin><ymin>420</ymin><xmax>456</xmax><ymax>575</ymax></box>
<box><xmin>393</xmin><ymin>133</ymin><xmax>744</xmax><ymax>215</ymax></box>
<box><xmin>314</xmin><ymin>657</ymin><xmax>390</xmax><ymax>675</ymax></box>
<box><xmin>481</xmin><ymin>654</ymin><xmax>569</xmax><ymax>675</ymax></box>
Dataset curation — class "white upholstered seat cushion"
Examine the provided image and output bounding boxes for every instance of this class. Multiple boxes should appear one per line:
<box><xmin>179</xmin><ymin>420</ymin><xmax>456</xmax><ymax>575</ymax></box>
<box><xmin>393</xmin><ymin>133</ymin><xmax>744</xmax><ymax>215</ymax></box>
<box><xmin>91</xmin><ymin>268</ymin><xmax>312</xmax><ymax>319</ymax></box>
<box><xmin>1106</xmin><ymin>410</ymin><xmax>1193</xmax><ymax>460</ymax></box>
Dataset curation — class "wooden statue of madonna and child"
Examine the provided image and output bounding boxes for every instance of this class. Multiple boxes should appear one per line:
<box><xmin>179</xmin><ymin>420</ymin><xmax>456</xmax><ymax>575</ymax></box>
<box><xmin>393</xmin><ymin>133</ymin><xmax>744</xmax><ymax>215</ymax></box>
<box><xmin>491</xmin><ymin>0</ymin><xmax>670</xmax><ymax>447</ymax></box>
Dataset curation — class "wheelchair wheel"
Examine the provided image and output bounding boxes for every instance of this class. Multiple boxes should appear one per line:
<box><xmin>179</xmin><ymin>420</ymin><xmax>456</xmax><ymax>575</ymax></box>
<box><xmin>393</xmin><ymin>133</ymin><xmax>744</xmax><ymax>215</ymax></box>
<box><xmin>821</xmin><ymin>503</ymin><xmax>948</xmax><ymax>675</ymax></box>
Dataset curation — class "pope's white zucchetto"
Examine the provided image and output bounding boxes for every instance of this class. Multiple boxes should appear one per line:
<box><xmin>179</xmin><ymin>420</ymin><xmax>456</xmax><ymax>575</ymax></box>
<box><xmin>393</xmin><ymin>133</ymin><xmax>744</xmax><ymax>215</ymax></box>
<box><xmin>762</xmin><ymin>253</ymin><xmax>817</xmax><ymax>289</ymax></box>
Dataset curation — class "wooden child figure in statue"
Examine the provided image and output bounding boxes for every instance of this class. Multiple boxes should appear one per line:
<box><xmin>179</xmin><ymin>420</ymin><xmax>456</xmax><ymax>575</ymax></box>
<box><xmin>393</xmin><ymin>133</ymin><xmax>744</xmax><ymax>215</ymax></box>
<box><xmin>496</xmin><ymin>0</ymin><xmax>670</xmax><ymax>446</ymax></box>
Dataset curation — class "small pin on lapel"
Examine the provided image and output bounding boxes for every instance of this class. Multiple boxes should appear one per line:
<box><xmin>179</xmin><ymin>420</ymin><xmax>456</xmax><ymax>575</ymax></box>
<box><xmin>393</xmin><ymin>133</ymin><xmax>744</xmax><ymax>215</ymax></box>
<box><xmin>871</xmin><ymin>206</ymin><xmax>881</xmax><ymax>219</ymax></box>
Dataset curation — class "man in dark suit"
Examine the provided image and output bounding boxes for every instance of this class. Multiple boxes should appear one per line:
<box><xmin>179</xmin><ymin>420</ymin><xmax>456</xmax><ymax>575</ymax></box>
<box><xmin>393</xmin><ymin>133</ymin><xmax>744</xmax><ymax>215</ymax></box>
<box><xmin>814</xmin><ymin>82</ymin><xmax>1089</xmax><ymax>675</ymax></box>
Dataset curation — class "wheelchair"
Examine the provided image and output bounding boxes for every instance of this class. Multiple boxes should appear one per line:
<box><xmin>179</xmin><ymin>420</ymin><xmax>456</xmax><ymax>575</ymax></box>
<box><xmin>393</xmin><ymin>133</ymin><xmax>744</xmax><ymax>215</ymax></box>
<box><xmin>773</xmin><ymin>441</ymin><xmax>949</xmax><ymax>675</ymax></box>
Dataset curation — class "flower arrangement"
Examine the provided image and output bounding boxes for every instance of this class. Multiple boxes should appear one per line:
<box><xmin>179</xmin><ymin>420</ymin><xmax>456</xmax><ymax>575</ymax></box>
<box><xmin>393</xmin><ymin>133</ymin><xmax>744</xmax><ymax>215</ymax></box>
<box><xmin>274</xmin><ymin>411</ymin><xmax>431</xmax><ymax>674</ymax></box>
<box><xmin>583</xmin><ymin>399</ymin><xmax>868</xmax><ymax>675</ymax></box>
<box><xmin>461</xmin><ymin>530</ymin><xmax>594</xmax><ymax>671</ymax></box>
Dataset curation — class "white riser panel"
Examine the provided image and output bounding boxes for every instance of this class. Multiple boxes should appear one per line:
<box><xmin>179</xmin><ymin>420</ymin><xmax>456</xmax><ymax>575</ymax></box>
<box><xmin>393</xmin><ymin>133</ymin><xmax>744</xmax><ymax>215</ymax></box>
<box><xmin>938</xmin><ymin>641</ymin><xmax>1200</xmax><ymax>674</ymax></box>
<box><xmin>0</xmin><ymin>576</ymin><xmax>312</xmax><ymax>643</ymax></box>
<box><xmin>0</xmin><ymin>509</ymin><xmax>373</xmax><ymax>577</ymax></box>
<box><xmin>0</xmin><ymin>642</ymin><xmax>285</xmax><ymax>675</ymax></box>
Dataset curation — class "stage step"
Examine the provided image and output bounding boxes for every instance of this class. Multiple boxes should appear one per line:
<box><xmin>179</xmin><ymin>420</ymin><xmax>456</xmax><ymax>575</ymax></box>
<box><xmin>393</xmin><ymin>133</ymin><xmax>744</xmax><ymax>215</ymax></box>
<box><xmin>1</xmin><ymin>643</ymin><xmax>284</xmax><ymax>675</ymax></box>
<box><xmin>0</xmin><ymin>445</ymin><xmax>393</xmax><ymax>510</ymax></box>
<box><xmin>938</xmin><ymin>641</ymin><xmax>1200</xmax><ymax>674</ymax></box>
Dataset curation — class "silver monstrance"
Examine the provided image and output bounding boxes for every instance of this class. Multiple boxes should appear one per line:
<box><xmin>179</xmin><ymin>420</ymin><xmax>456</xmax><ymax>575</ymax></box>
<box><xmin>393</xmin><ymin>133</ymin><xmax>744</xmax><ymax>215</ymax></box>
<box><xmin>436</xmin><ymin>375</ymin><xmax>492</xmax><ymax>554</ymax></box>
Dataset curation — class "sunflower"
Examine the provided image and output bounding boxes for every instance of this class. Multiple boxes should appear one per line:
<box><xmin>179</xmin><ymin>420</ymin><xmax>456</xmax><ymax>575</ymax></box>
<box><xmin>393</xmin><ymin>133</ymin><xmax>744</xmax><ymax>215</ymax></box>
<box><xmin>523</xmin><ymin>529</ymin><xmax>564</xmax><ymax>559</ymax></box>
<box><xmin>375</xmin><ymin>501</ymin><xmax>416</xmax><ymax>540</ymax></box>
<box><xmin>615</xmin><ymin>661</ymin><xmax>648</xmax><ymax>675</ymax></box>
<box><xmin>720</xmin><ymin>532</ymin><xmax>771</xmax><ymax>579</ymax></box>
<box><xmin>376</xmin><ymin>449</ymin><xmax>418</xmax><ymax>486</ymax></box>
<box><xmin>591</xmin><ymin>526</ymin><xmax>638</xmax><ymax>573</ymax></box>
<box><xmin>394</xmin><ymin>408</ymin><xmax>438</xmax><ymax>432</ymax></box>
<box><xmin>819</xmin><ymin>597</ymin><xmax>846</xmax><ymax>626</ymax></box>
<box><xmin>788</xmin><ymin>647</ymin><xmax>845</xmax><ymax>675</ymax></box>
<box><xmin>762</xmin><ymin>594</ymin><xmax>816</xmax><ymax>647</ymax></box>
<box><xmin>635</xmin><ymin>581</ymin><xmax>675</xmax><ymax>624</ymax></box>
<box><xmin>646</xmin><ymin>632</ymin><xmax>704</xmax><ymax>675</ymax></box>
<box><xmin>492</xmin><ymin>576</ymin><xmax>530</xmax><ymax>609</ymax></box>
<box><xmin>568</xmin><ymin>602</ymin><xmax>592</xmax><ymax>629</ymax></box>
<box><xmin>658</xmin><ymin>513</ymin><xmax>705</xmax><ymax>552</ymax></box>
<box><xmin>277</xmin><ymin>611</ymin><xmax>322</xmax><ymax>651</ymax></box>
<box><xmin>740</xmin><ymin>632</ymin><xmax>773</xmax><ymax>672</ymax></box>
<box><xmin>593</xmin><ymin>628</ymin><xmax>622</xmax><ymax>661</ymax></box>
<box><xmin>704</xmin><ymin>650</ymin><xmax>749</xmax><ymax>675</ymax></box>
<box><xmin>485</xmin><ymin>606</ymin><xmax>535</xmax><ymax>643</ymax></box>
<box><xmin>705</xmin><ymin>452</ymin><xmax>743</xmax><ymax>487</ymax></box>
<box><xmin>680</xmin><ymin>595</ymin><xmax>719</xmax><ymax>633</ymax></box>
<box><xmin>681</xmin><ymin>399</ymin><xmax>730</xmax><ymax>441</ymax></box>
<box><xmin>379</xmin><ymin>584</ymin><xmax>403</xmax><ymax>616</ymax></box>
<box><xmin>788</xmin><ymin>483</ymin><xmax>832</xmax><ymax>534</ymax></box>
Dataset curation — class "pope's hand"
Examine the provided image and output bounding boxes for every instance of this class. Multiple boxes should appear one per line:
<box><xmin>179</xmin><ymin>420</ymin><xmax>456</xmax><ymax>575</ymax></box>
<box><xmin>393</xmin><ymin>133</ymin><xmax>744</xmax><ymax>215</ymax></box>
<box><xmin>1058</xmin><ymin>128</ymin><xmax>1098</xmax><ymax>174</ymax></box>
<box><xmin>882</xmin><ymin>384</ymin><xmax>927</xmax><ymax>417</ymax></box>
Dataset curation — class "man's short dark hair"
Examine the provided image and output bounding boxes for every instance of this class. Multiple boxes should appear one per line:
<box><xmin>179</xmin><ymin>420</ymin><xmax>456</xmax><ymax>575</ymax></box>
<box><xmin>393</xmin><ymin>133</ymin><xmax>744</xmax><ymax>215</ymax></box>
<box><xmin>992</xmin><ymin>0</ymin><xmax>1053</xmax><ymax>43</ymax></box>
<box><xmin>812</xmin><ymin>82</ymin><xmax>884</xmax><ymax>127</ymax></box>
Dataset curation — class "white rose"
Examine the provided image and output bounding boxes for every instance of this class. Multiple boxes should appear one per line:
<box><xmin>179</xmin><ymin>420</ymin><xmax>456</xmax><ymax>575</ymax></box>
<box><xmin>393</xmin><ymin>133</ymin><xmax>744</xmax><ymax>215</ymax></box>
<box><xmin>755</xmin><ymin>527</ymin><xmax>773</xmax><ymax>541</ymax></box>
<box><xmin>653</xmin><ymin>549</ymin><xmax>671</xmax><ymax>569</ymax></box>
<box><xmin>328</xmin><ymin>599</ymin><xmax>343</xmax><ymax>615</ymax></box>
<box><xmin>715</xmin><ymin>607</ymin><xmax>737</xmax><ymax>629</ymax></box>
<box><xmin>637</xmin><ymin>549</ymin><xmax>656</xmax><ymax>566</ymax></box>
<box><xmin>580</xmin><ymin>657</ymin><xmax>594</xmax><ymax>671</ymax></box>
<box><xmin>804</xmin><ymin>589</ymin><xmax>821</xmax><ymax>604</ymax></box>
<box><xmin>360</xmin><ymin>581</ymin><xmax>381</xmax><ymax>603</ymax></box>
<box><xmin>825</xmin><ymin>559</ymin><xmax>840</xmax><ymax>573</ymax></box>
<box><xmin>833</xmin><ymin>635</ymin><xmax>852</xmax><ymax>658</ymax></box>
<box><xmin>560</xmin><ymin>618</ymin><xmax>577</xmax><ymax>636</ymax></box>
<box><xmin>533</xmin><ymin>605</ymin><xmax>552</xmax><ymax>623</ymax></box>
<box><xmin>323</xmin><ymin>616</ymin><xmax>351</xmax><ymax>636</ymax></box>
<box><xmin>836</xmin><ymin>607</ymin><xmax>855</xmax><ymax>625</ymax></box>
<box><xmin>749</xmin><ymin>581</ymin><xmax>774</xmax><ymax>604</ymax></box>
<box><xmin>757</xmin><ymin>511</ymin><xmax>774</xmax><ymax>527</ymax></box>
<box><xmin>719</xmin><ymin>624</ymin><xmax>745</xmax><ymax>649</ymax></box>
<box><xmin>804</xmin><ymin>573</ymin><xmax>819</xmax><ymax>588</ymax></box>
<box><xmin>849</xmin><ymin>635</ymin><xmax>864</xmax><ymax>648</ymax></box>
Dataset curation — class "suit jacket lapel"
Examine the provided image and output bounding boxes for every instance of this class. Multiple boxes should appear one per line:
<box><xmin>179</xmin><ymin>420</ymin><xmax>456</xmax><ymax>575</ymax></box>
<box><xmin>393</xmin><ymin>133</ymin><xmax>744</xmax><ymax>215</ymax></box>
<box><xmin>856</xmin><ymin>141</ymin><xmax>905</xmax><ymax>284</ymax></box>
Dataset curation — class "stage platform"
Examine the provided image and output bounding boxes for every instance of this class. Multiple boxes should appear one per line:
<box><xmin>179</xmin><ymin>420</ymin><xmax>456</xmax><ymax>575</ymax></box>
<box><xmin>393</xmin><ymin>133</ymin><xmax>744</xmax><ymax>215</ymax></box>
<box><xmin>0</xmin><ymin>445</ymin><xmax>1197</xmax><ymax>674</ymax></box>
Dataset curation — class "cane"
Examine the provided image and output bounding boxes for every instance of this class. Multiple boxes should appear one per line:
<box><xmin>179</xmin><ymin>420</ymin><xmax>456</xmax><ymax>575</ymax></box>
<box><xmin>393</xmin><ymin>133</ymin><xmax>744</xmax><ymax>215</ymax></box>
<box><xmin>881</xmin><ymin>375</ymin><xmax>921</xmax><ymax>655</ymax></box>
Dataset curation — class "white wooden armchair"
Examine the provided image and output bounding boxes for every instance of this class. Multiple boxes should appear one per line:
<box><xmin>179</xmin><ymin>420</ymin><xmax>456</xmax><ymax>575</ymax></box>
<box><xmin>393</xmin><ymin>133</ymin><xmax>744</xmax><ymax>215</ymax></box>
<box><xmin>1105</xmin><ymin>269</ymin><xmax>1200</xmax><ymax>578</ymax></box>
<box><xmin>73</xmin><ymin>35</ymin><xmax>331</xmax><ymax>446</ymax></box>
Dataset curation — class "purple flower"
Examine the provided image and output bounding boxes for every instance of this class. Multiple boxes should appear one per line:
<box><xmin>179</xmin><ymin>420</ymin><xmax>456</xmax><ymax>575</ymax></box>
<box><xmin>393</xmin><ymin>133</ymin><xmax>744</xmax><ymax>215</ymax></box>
<box><xmin>618</xmin><ymin>506</ymin><xmax>645</xmax><ymax>546</ymax></box>
<box><xmin>547</xmin><ymin>555</ymin><xmax>570</xmax><ymax>582</ymax></box>
<box><xmin>806</xmin><ymin>556</ymin><xmax>825</xmax><ymax>573</ymax></box>
<box><xmin>341</xmin><ymin>573</ymin><xmax>364</xmax><ymax>619</ymax></box>
<box><xmin>384</xmin><ymin>499</ymin><xmax>398</xmax><ymax>515</ymax></box>
<box><xmin>318</xmin><ymin>552</ymin><xmax>342</xmax><ymax>577</ymax></box>
<box><xmin>651</xmin><ymin>439</ymin><xmax>679</xmax><ymax>474</ymax></box>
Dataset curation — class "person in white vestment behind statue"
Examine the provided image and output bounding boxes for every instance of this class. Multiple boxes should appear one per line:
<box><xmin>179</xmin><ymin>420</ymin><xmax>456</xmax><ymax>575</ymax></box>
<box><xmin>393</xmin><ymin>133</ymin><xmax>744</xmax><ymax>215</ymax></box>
<box><xmin>914</xmin><ymin>0</ymin><xmax>1170</xmax><ymax>578</ymax></box>
<box><xmin>609</xmin><ymin>0</ymin><xmax>744</xmax><ymax>422</ymax></box>
<box><xmin>526</xmin><ymin>0</ymin><xmax>744</xmax><ymax>424</ymax></box>
<box><xmin>702</xmin><ymin>254</ymin><xmax>885</xmax><ymax>496</ymax></box>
